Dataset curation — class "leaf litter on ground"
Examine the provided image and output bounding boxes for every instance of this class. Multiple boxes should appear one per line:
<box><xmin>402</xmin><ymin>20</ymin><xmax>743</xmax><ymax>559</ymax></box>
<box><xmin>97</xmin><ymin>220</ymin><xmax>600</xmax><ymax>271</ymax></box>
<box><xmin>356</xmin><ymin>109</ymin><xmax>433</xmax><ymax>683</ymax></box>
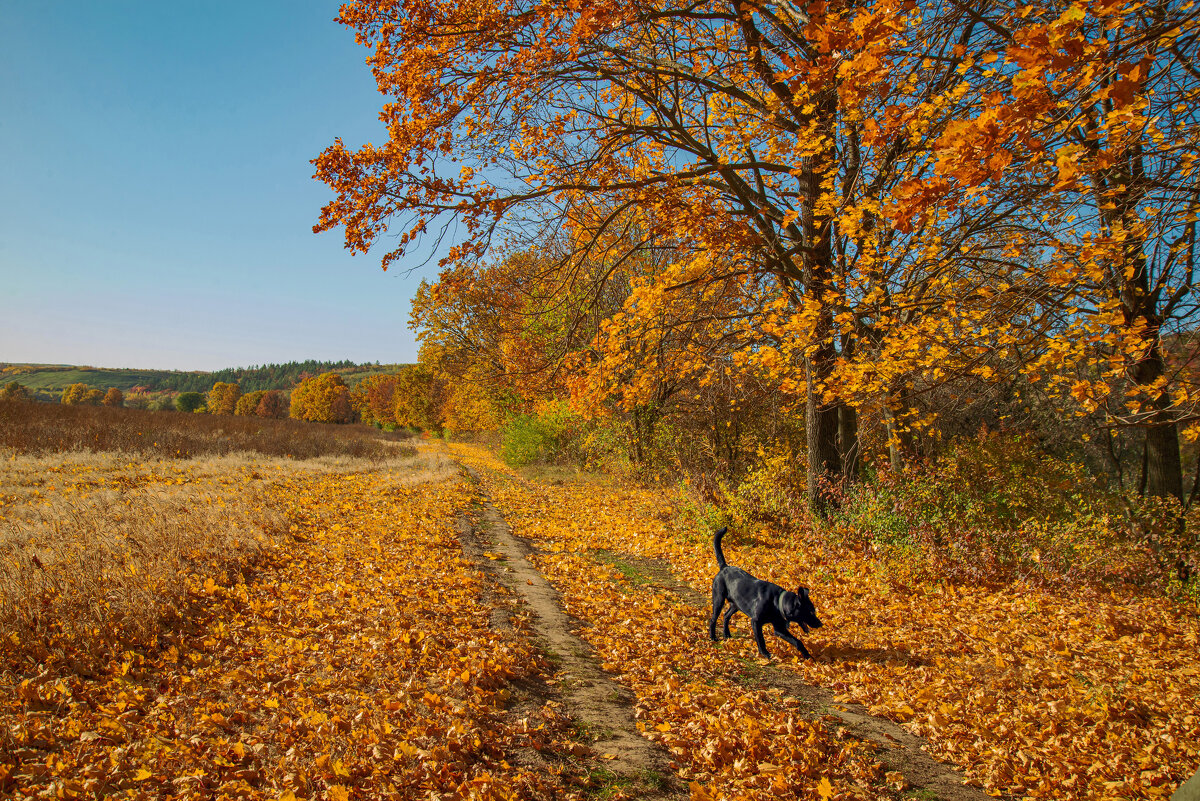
<box><xmin>3</xmin><ymin>441</ymin><xmax>1197</xmax><ymax>800</ymax></box>
<box><xmin>449</xmin><ymin>442</ymin><xmax>1200</xmax><ymax>800</ymax></box>
<box><xmin>0</xmin><ymin>449</ymin><xmax>583</xmax><ymax>800</ymax></box>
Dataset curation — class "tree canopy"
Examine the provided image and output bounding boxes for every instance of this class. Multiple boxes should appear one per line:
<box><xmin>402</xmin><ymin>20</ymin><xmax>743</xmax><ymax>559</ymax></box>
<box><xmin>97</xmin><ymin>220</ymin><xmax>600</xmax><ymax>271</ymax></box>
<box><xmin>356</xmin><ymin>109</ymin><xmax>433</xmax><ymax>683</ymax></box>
<box><xmin>315</xmin><ymin>0</ymin><xmax>1200</xmax><ymax>505</ymax></box>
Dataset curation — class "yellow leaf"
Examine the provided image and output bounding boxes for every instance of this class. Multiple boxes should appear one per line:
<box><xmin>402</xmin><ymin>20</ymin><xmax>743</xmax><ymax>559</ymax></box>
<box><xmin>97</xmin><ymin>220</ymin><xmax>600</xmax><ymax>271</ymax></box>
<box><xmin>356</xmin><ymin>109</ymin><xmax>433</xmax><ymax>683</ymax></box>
<box><xmin>329</xmin><ymin>786</ymin><xmax>350</xmax><ymax>801</ymax></box>
<box><xmin>817</xmin><ymin>777</ymin><xmax>834</xmax><ymax>799</ymax></box>
<box><xmin>133</xmin><ymin>768</ymin><xmax>153</xmax><ymax>781</ymax></box>
<box><xmin>263</xmin><ymin>698</ymin><xmax>280</xmax><ymax>709</ymax></box>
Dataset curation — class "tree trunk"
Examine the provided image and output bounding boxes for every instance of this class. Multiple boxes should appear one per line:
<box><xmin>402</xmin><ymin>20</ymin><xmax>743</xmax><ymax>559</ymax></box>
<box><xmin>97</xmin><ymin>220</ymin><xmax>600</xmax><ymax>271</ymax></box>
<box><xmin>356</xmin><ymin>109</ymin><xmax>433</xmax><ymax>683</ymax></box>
<box><xmin>1091</xmin><ymin>138</ymin><xmax>1183</xmax><ymax>501</ymax></box>
<box><xmin>839</xmin><ymin>403</ymin><xmax>860</xmax><ymax>482</ymax></box>
<box><xmin>805</xmin><ymin>347</ymin><xmax>841</xmax><ymax>514</ymax></box>
<box><xmin>1132</xmin><ymin>344</ymin><xmax>1184</xmax><ymax>500</ymax></box>
<box><xmin>885</xmin><ymin>387</ymin><xmax>915</xmax><ymax>471</ymax></box>
<box><xmin>800</xmin><ymin>83</ymin><xmax>841</xmax><ymax>514</ymax></box>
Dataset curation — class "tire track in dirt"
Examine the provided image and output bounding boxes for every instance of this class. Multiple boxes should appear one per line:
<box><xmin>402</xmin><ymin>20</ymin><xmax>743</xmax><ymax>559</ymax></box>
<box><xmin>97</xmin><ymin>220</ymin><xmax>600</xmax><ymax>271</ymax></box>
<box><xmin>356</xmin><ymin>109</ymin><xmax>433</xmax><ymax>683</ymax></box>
<box><xmin>457</xmin><ymin>466</ymin><xmax>682</xmax><ymax>800</ymax></box>
<box><xmin>605</xmin><ymin>553</ymin><xmax>997</xmax><ymax>801</ymax></box>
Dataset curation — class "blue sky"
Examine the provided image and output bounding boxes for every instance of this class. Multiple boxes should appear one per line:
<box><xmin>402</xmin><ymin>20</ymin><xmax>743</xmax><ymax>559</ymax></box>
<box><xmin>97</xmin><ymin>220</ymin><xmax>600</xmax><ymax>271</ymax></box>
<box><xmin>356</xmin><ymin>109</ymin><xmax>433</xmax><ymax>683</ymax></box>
<box><xmin>0</xmin><ymin>2</ymin><xmax>433</xmax><ymax>371</ymax></box>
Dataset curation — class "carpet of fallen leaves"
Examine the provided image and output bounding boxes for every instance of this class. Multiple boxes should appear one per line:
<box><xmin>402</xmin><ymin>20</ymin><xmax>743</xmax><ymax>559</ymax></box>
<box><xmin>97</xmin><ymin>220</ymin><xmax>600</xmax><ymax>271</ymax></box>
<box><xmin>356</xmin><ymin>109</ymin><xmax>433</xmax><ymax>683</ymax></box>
<box><xmin>5</xmin><ymin>442</ymin><xmax>1198</xmax><ymax>800</ymax></box>
<box><xmin>451</xmin><ymin>443</ymin><xmax>1200</xmax><ymax>800</ymax></box>
<box><xmin>1</xmin><ymin>455</ymin><xmax>582</xmax><ymax>800</ymax></box>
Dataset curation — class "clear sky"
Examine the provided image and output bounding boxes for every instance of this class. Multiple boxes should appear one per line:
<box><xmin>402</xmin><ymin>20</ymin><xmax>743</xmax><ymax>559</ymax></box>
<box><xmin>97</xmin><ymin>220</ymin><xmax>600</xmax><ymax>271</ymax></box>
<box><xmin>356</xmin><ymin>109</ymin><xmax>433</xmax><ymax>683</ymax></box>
<box><xmin>0</xmin><ymin>1</ymin><xmax>432</xmax><ymax>371</ymax></box>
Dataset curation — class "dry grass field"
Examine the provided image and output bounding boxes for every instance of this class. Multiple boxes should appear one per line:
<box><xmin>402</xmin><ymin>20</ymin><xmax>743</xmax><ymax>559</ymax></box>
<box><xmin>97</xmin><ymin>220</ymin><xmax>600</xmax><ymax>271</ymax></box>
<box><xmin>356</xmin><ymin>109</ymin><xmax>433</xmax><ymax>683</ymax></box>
<box><xmin>0</xmin><ymin>399</ymin><xmax>414</xmax><ymax>460</ymax></box>
<box><xmin>0</xmin><ymin>401</ymin><xmax>444</xmax><ymax>675</ymax></box>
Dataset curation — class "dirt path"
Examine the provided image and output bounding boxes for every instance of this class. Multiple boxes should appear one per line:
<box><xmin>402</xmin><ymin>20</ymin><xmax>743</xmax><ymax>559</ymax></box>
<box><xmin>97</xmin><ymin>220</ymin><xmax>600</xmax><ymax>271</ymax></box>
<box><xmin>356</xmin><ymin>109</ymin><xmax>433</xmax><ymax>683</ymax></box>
<box><xmin>458</xmin><ymin>466</ymin><xmax>682</xmax><ymax>799</ymax></box>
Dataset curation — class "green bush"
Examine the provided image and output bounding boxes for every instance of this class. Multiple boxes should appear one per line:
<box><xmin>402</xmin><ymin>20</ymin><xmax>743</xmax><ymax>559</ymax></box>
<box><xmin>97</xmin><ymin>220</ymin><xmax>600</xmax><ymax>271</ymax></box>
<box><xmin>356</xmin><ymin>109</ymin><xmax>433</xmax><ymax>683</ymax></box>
<box><xmin>175</xmin><ymin>392</ymin><xmax>206</xmax><ymax>413</ymax></box>
<box><xmin>500</xmin><ymin>413</ymin><xmax>554</xmax><ymax>467</ymax></box>
<box><xmin>717</xmin><ymin>447</ymin><xmax>807</xmax><ymax>530</ymax></box>
<box><xmin>498</xmin><ymin>401</ymin><xmax>597</xmax><ymax>468</ymax></box>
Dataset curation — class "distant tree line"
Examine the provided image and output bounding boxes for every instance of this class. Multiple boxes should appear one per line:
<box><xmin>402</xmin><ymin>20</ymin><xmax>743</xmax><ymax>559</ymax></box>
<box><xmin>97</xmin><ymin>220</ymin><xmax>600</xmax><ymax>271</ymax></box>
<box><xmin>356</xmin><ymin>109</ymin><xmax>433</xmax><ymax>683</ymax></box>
<box><xmin>2</xmin><ymin>366</ymin><xmax>433</xmax><ymax>428</ymax></box>
<box><xmin>155</xmin><ymin>360</ymin><xmax>363</xmax><ymax>393</ymax></box>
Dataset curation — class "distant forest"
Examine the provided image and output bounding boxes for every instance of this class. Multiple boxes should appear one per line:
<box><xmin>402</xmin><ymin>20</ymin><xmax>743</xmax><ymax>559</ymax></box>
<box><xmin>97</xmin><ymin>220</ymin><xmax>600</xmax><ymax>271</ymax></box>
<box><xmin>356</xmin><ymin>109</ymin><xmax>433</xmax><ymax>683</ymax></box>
<box><xmin>0</xmin><ymin>360</ymin><xmax>405</xmax><ymax>402</ymax></box>
<box><xmin>154</xmin><ymin>360</ymin><xmax>362</xmax><ymax>393</ymax></box>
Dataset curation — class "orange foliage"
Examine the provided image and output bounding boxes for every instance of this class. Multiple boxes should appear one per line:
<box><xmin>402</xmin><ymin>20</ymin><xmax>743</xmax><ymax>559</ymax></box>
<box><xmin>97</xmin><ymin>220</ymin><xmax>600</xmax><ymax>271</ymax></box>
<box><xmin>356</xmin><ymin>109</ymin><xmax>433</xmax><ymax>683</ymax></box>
<box><xmin>316</xmin><ymin>0</ymin><xmax>1200</xmax><ymax>501</ymax></box>
<box><xmin>289</xmin><ymin>373</ymin><xmax>355</xmax><ymax>424</ymax></box>
<box><xmin>207</xmin><ymin>382</ymin><xmax>241</xmax><ymax>416</ymax></box>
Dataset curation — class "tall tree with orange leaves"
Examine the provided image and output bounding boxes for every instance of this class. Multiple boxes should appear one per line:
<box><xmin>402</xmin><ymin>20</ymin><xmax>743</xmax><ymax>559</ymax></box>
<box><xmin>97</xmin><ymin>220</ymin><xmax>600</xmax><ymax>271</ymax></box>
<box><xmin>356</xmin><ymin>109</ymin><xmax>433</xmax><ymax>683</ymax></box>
<box><xmin>313</xmin><ymin>0</ymin><xmax>923</xmax><ymax>506</ymax></box>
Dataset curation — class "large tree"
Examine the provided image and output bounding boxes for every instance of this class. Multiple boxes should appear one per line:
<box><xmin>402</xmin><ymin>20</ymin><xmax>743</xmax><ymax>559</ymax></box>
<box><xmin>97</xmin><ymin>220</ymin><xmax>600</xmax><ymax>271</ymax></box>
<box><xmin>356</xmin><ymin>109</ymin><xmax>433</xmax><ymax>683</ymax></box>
<box><xmin>314</xmin><ymin>0</ymin><xmax>921</xmax><ymax>507</ymax></box>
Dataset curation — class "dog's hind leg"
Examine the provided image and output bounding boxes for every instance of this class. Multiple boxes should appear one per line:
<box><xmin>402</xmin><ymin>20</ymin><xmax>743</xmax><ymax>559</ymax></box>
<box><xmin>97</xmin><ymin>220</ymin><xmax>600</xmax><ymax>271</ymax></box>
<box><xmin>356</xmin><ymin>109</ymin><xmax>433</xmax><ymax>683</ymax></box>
<box><xmin>721</xmin><ymin>604</ymin><xmax>737</xmax><ymax>638</ymax></box>
<box><xmin>709</xmin><ymin>578</ymin><xmax>728</xmax><ymax>642</ymax></box>
<box><xmin>771</xmin><ymin>623</ymin><xmax>811</xmax><ymax>659</ymax></box>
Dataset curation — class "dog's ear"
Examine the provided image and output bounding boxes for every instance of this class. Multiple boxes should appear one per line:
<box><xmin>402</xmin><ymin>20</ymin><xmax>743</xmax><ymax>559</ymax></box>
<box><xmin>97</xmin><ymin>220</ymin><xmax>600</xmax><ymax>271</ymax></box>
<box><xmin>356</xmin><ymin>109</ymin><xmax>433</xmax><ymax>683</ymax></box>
<box><xmin>797</xmin><ymin>586</ymin><xmax>809</xmax><ymax>599</ymax></box>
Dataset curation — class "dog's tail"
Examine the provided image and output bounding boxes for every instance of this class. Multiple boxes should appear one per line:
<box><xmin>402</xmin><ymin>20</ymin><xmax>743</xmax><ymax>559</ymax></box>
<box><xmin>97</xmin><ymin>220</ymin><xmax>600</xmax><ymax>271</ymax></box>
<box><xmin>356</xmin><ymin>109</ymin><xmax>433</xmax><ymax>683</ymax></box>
<box><xmin>713</xmin><ymin>526</ymin><xmax>728</xmax><ymax>569</ymax></box>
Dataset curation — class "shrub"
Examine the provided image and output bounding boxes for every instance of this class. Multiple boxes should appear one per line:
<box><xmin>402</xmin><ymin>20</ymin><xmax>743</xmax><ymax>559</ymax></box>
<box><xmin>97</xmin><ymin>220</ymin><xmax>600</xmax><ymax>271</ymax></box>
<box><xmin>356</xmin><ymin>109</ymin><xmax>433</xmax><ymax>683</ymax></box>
<box><xmin>826</xmin><ymin>430</ymin><xmax>1197</xmax><ymax>592</ymax></box>
<box><xmin>61</xmin><ymin>383</ymin><xmax>92</xmax><ymax>405</ymax></box>
<box><xmin>207</xmin><ymin>382</ymin><xmax>241</xmax><ymax>415</ymax></box>
<box><xmin>717</xmin><ymin>447</ymin><xmax>808</xmax><ymax>530</ymax></box>
<box><xmin>499</xmin><ymin>414</ymin><xmax>549</xmax><ymax>466</ymax></box>
<box><xmin>290</xmin><ymin>373</ymin><xmax>355</xmax><ymax>423</ymax></box>
<box><xmin>352</xmin><ymin>373</ymin><xmax>400</xmax><ymax>427</ymax></box>
<box><xmin>102</xmin><ymin>387</ymin><xmax>124</xmax><ymax>407</ymax></box>
<box><xmin>236</xmin><ymin>390</ymin><xmax>268</xmax><ymax>416</ymax></box>
<box><xmin>175</xmin><ymin>392</ymin><xmax>205</xmax><ymax>413</ymax></box>
<box><xmin>256</xmin><ymin>390</ymin><xmax>287</xmax><ymax>419</ymax></box>
<box><xmin>498</xmin><ymin>401</ymin><xmax>591</xmax><ymax>467</ymax></box>
<box><xmin>0</xmin><ymin>382</ymin><xmax>32</xmax><ymax>403</ymax></box>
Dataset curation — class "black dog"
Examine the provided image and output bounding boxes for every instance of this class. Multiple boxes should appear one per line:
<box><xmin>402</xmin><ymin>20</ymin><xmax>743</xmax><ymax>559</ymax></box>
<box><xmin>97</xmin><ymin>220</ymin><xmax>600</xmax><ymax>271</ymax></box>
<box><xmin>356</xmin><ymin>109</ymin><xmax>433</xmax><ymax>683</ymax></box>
<box><xmin>708</xmin><ymin>527</ymin><xmax>822</xmax><ymax>658</ymax></box>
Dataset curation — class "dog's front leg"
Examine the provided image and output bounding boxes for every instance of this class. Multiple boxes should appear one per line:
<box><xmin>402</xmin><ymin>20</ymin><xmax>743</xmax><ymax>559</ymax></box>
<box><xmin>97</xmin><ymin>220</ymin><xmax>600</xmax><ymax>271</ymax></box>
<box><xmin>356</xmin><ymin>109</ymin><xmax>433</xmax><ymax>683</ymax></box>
<box><xmin>751</xmin><ymin>621</ymin><xmax>772</xmax><ymax>658</ymax></box>
<box><xmin>771</xmin><ymin>623</ymin><xmax>811</xmax><ymax>659</ymax></box>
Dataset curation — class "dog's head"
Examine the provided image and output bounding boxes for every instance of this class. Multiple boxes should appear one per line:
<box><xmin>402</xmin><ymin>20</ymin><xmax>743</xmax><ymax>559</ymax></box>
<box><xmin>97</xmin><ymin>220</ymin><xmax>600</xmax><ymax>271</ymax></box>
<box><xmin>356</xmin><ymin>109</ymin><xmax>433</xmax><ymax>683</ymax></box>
<box><xmin>784</xmin><ymin>586</ymin><xmax>823</xmax><ymax>632</ymax></box>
